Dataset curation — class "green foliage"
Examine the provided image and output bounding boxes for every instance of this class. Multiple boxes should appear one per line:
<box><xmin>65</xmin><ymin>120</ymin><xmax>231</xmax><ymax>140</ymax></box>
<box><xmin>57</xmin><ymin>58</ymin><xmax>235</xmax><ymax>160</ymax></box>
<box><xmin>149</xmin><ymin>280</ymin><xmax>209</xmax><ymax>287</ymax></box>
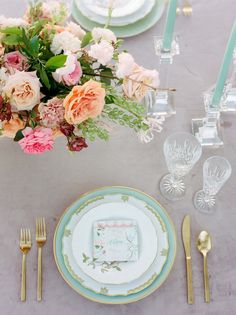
<box><xmin>14</xmin><ymin>129</ymin><xmax>24</xmax><ymax>142</ymax></box>
<box><xmin>81</xmin><ymin>32</ymin><xmax>92</xmax><ymax>48</ymax></box>
<box><xmin>79</xmin><ymin>118</ymin><xmax>109</xmax><ymax>142</ymax></box>
<box><xmin>45</xmin><ymin>55</ymin><xmax>67</xmax><ymax>71</ymax></box>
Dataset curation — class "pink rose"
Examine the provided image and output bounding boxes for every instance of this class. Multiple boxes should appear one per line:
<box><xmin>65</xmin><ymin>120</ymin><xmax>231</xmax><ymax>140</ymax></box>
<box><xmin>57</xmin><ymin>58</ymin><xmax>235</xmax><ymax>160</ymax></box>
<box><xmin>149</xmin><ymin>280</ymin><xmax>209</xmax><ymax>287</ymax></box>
<box><xmin>19</xmin><ymin>127</ymin><xmax>54</xmax><ymax>154</ymax></box>
<box><xmin>4</xmin><ymin>51</ymin><xmax>29</xmax><ymax>74</ymax></box>
<box><xmin>64</xmin><ymin>80</ymin><xmax>105</xmax><ymax>125</ymax></box>
<box><xmin>52</xmin><ymin>53</ymin><xmax>82</xmax><ymax>86</ymax></box>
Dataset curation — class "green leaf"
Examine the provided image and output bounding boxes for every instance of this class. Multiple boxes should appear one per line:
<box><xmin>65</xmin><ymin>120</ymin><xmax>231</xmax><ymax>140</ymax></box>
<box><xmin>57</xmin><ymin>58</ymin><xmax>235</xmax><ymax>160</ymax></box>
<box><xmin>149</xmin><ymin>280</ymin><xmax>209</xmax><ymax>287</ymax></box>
<box><xmin>29</xmin><ymin>35</ymin><xmax>39</xmax><ymax>56</ymax></box>
<box><xmin>81</xmin><ymin>32</ymin><xmax>92</xmax><ymax>48</ymax></box>
<box><xmin>39</xmin><ymin>66</ymin><xmax>51</xmax><ymax>90</ymax></box>
<box><xmin>14</xmin><ymin>129</ymin><xmax>24</xmax><ymax>142</ymax></box>
<box><xmin>2</xmin><ymin>34</ymin><xmax>22</xmax><ymax>46</ymax></box>
<box><xmin>0</xmin><ymin>27</ymin><xmax>22</xmax><ymax>35</ymax></box>
<box><xmin>100</xmin><ymin>68</ymin><xmax>113</xmax><ymax>85</ymax></box>
<box><xmin>45</xmin><ymin>54</ymin><xmax>67</xmax><ymax>71</ymax></box>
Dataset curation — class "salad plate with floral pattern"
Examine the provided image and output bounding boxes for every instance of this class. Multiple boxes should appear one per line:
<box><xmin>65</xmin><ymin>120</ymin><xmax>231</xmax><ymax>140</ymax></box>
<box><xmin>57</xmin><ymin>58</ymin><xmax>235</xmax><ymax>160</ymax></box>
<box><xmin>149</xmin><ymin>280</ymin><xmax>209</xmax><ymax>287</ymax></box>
<box><xmin>54</xmin><ymin>187</ymin><xmax>176</xmax><ymax>304</ymax></box>
<box><xmin>68</xmin><ymin>201</ymin><xmax>158</xmax><ymax>285</ymax></box>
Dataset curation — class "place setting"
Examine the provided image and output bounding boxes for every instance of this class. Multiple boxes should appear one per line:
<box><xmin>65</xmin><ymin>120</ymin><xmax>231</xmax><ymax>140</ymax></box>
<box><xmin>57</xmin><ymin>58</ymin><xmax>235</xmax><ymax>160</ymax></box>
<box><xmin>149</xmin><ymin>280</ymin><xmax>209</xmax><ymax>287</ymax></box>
<box><xmin>0</xmin><ymin>0</ymin><xmax>235</xmax><ymax>311</ymax></box>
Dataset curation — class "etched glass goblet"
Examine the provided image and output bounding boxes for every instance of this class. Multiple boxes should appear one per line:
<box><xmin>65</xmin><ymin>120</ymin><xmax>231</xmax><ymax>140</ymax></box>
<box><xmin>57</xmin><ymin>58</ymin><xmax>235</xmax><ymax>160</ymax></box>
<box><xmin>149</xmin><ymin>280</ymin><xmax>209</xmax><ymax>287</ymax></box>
<box><xmin>194</xmin><ymin>156</ymin><xmax>232</xmax><ymax>213</ymax></box>
<box><xmin>160</xmin><ymin>132</ymin><xmax>202</xmax><ymax>201</ymax></box>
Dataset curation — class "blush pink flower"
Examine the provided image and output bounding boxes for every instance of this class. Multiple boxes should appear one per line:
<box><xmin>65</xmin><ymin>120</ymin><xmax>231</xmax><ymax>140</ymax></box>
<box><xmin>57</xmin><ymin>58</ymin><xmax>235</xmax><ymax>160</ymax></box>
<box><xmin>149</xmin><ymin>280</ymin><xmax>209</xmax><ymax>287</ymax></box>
<box><xmin>52</xmin><ymin>53</ymin><xmax>82</xmax><ymax>86</ymax></box>
<box><xmin>116</xmin><ymin>52</ymin><xmax>136</xmax><ymax>78</ymax></box>
<box><xmin>88</xmin><ymin>40</ymin><xmax>114</xmax><ymax>66</ymax></box>
<box><xmin>19</xmin><ymin>127</ymin><xmax>54</xmax><ymax>154</ymax></box>
<box><xmin>38</xmin><ymin>97</ymin><xmax>65</xmax><ymax>128</ymax></box>
<box><xmin>4</xmin><ymin>51</ymin><xmax>29</xmax><ymax>74</ymax></box>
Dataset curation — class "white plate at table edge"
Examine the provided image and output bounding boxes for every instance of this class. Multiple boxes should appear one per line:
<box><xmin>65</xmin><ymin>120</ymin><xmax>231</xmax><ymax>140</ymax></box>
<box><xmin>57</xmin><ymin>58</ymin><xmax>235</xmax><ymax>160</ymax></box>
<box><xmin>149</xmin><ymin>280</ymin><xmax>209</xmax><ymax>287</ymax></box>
<box><xmin>62</xmin><ymin>192</ymin><xmax>169</xmax><ymax>296</ymax></box>
<box><xmin>77</xmin><ymin>0</ymin><xmax>155</xmax><ymax>27</ymax></box>
<box><xmin>72</xmin><ymin>0</ymin><xmax>165</xmax><ymax>38</ymax></box>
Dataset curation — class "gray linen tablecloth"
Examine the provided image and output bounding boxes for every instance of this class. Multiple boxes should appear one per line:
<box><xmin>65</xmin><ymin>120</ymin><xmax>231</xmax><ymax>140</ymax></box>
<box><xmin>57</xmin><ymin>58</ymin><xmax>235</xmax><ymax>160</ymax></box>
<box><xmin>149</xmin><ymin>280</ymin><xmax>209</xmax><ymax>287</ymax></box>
<box><xmin>1</xmin><ymin>1</ymin><xmax>236</xmax><ymax>314</ymax></box>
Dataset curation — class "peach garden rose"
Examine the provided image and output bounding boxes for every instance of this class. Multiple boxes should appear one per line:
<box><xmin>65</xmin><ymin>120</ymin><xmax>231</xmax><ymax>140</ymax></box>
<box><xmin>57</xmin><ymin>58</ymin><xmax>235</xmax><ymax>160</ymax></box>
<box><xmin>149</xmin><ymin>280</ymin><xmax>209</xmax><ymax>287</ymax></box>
<box><xmin>2</xmin><ymin>113</ymin><xmax>25</xmax><ymax>138</ymax></box>
<box><xmin>63</xmin><ymin>79</ymin><xmax>106</xmax><ymax>125</ymax></box>
<box><xmin>2</xmin><ymin>71</ymin><xmax>41</xmax><ymax>111</ymax></box>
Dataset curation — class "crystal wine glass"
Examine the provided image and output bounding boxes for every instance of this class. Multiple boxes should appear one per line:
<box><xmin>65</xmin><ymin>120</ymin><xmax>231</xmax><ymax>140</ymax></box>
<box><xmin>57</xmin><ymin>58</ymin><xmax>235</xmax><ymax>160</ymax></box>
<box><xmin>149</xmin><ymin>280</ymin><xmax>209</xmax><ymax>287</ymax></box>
<box><xmin>160</xmin><ymin>132</ymin><xmax>202</xmax><ymax>201</ymax></box>
<box><xmin>194</xmin><ymin>156</ymin><xmax>232</xmax><ymax>213</ymax></box>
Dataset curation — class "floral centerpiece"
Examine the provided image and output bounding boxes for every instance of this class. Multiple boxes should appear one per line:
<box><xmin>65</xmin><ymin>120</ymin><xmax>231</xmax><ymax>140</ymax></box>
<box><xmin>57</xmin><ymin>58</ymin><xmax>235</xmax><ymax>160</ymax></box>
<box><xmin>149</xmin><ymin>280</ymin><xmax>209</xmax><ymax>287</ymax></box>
<box><xmin>0</xmin><ymin>1</ymin><xmax>162</xmax><ymax>154</ymax></box>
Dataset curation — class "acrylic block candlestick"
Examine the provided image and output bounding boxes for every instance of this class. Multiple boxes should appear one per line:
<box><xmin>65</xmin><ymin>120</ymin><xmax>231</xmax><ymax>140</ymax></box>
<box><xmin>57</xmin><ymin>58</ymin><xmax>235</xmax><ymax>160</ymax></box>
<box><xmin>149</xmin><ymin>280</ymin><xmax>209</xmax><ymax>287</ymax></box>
<box><xmin>146</xmin><ymin>35</ymin><xmax>180</xmax><ymax>117</ymax></box>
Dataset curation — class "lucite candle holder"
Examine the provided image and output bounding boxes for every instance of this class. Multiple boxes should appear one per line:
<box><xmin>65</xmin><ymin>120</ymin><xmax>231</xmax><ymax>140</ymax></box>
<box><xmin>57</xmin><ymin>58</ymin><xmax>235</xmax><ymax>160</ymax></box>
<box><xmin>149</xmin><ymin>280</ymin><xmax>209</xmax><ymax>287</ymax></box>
<box><xmin>192</xmin><ymin>89</ymin><xmax>223</xmax><ymax>147</ymax></box>
<box><xmin>146</xmin><ymin>36</ymin><xmax>180</xmax><ymax>117</ymax></box>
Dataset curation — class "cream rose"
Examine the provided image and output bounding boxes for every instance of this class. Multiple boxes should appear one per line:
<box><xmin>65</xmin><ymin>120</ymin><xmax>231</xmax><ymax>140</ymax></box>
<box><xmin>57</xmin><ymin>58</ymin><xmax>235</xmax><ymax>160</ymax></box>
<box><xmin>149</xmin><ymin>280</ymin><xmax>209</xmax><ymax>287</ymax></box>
<box><xmin>3</xmin><ymin>71</ymin><xmax>41</xmax><ymax>111</ymax></box>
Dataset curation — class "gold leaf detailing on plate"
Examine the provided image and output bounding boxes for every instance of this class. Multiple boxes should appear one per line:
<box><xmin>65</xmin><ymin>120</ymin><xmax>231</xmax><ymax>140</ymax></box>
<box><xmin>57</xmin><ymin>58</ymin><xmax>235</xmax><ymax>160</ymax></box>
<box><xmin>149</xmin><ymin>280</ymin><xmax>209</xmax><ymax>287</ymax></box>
<box><xmin>100</xmin><ymin>287</ymin><xmax>109</xmax><ymax>295</ymax></box>
<box><xmin>121</xmin><ymin>195</ymin><xmax>129</xmax><ymax>202</ymax></box>
<box><xmin>82</xmin><ymin>253</ymin><xmax>122</xmax><ymax>273</ymax></box>
<box><xmin>145</xmin><ymin>205</ymin><xmax>166</xmax><ymax>232</ymax></box>
<box><xmin>75</xmin><ymin>196</ymin><xmax>105</xmax><ymax>214</ymax></box>
<box><xmin>64</xmin><ymin>229</ymin><xmax>71</xmax><ymax>237</ymax></box>
<box><xmin>127</xmin><ymin>273</ymin><xmax>157</xmax><ymax>294</ymax></box>
<box><xmin>63</xmin><ymin>254</ymin><xmax>84</xmax><ymax>283</ymax></box>
<box><xmin>160</xmin><ymin>248</ymin><xmax>168</xmax><ymax>256</ymax></box>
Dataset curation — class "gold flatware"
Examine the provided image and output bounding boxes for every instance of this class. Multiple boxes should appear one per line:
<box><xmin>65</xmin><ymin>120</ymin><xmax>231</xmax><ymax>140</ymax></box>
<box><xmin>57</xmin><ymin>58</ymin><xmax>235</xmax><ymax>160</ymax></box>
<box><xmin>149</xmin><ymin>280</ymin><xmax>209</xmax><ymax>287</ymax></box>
<box><xmin>182</xmin><ymin>215</ymin><xmax>194</xmax><ymax>304</ymax></box>
<box><xmin>197</xmin><ymin>231</ymin><xmax>212</xmax><ymax>303</ymax></box>
<box><xmin>182</xmin><ymin>0</ymin><xmax>192</xmax><ymax>16</ymax></box>
<box><xmin>176</xmin><ymin>7</ymin><xmax>181</xmax><ymax>15</ymax></box>
<box><xmin>20</xmin><ymin>228</ymin><xmax>32</xmax><ymax>301</ymax></box>
<box><xmin>36</xmin><ymin>217</ymin><xmax>47</xmax><ymax>301</ymax></box>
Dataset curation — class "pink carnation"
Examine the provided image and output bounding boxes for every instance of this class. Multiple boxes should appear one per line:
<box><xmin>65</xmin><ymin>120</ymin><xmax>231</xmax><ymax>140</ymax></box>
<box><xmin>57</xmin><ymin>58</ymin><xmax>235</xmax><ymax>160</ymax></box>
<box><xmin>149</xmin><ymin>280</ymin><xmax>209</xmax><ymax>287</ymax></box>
<box><xmin>4</xmin><ymin>51</ymin><xmax>29</xmax><ymax>74</ymax></box>
<box><xmin>38</xmin><ymin>97</ymin><xmax>65</xmax><ymax>128</ymax></box>
<box><xmin>19</xmin><ymin>127</ymin><xmax>54</xmax><ymax>154</ymax></box>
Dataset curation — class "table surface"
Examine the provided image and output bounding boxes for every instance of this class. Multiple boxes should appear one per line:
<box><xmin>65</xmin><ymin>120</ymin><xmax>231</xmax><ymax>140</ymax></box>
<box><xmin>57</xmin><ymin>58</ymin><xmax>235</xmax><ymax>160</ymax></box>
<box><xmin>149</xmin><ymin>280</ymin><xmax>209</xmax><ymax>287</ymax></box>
<box><xmin>1</xmin><ymin>1</ymin><xmax>236</xmax><ymax>314</ymax></box>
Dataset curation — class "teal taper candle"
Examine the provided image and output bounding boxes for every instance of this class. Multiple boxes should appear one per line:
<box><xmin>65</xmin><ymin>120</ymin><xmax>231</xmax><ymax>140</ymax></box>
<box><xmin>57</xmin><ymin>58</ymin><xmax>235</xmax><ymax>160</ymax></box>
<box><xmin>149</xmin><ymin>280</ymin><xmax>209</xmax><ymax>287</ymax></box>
<box><xmin>211</xmin><ymin>21</ymin><xmax>236</xmax><ymax>107</ymax></box>
<box><xmin>162</xmin><ymin>0</ymin><xmax>178</xmax><ymax>51</ymax></box>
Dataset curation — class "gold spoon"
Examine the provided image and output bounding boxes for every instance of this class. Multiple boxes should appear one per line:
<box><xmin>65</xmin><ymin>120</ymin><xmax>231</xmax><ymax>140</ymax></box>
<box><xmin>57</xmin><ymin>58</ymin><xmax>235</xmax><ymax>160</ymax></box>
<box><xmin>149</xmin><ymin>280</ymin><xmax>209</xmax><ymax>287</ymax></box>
<box><xmin>197</xmin><ymin>231</ymin><xmax>212</xmax><ymax>303</ymax></box>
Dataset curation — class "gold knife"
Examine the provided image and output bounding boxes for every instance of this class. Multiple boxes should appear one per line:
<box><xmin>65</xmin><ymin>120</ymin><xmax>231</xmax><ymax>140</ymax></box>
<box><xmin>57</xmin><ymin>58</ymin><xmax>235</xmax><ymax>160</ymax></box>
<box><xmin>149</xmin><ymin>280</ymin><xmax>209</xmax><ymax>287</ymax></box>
<box><xmin>182</xmin><ymin>215</ymin><xmax>194</xmax><ymax>304</ymax></box>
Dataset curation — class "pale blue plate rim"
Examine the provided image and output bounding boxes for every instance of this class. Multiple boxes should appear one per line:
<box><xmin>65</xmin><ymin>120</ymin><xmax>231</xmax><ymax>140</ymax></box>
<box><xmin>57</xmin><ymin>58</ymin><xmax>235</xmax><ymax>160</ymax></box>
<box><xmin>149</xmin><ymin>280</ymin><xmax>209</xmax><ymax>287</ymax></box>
<box><xmin>53</xmin><ymin>186</ymin><xmax>177</xmax><ymax>304</ymax></box>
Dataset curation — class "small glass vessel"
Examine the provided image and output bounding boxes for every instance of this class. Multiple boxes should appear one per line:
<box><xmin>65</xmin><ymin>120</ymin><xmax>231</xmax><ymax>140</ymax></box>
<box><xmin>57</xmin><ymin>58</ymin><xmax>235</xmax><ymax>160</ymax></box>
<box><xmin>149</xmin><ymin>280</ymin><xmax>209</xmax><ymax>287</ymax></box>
<box><xmin>160</xmin><ymin>132</ymin><xmax>202</xmax><ymax>201</ymax></box>
<box><xmin>194</xmin><ymin>156</ymin><xmax>232</xmax><ymax>213</ymax></box>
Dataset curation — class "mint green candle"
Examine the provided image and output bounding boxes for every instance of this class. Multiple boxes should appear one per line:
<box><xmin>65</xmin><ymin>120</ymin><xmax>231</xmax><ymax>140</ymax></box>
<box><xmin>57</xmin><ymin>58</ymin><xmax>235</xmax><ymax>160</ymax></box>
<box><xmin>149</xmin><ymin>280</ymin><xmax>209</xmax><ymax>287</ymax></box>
<box><xmin>162</xmin><ymin>0</ymin><xmax>178</xmax><ymax>51</ymax></box>
<box><xmin>211</xmin><ymin>22</ymin><xmax>236</xmax><ymax>107</ymax></box>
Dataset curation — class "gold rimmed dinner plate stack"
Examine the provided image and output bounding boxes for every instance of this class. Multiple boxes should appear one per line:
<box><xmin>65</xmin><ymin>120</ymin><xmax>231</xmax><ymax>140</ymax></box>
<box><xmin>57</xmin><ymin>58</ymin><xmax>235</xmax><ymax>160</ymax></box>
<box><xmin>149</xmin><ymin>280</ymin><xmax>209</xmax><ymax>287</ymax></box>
<box><xmin>54</xmin><ymin>187</ymin><xmax>176</xmax><ymax>304</ymax></box>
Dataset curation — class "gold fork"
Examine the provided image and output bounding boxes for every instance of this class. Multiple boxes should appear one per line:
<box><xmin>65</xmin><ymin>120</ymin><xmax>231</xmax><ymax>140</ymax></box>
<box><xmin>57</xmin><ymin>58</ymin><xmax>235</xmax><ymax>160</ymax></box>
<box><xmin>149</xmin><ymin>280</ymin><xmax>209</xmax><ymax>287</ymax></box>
<box><xmin>20</xmin><ymin>228</ymin><xmax>32</xmax><ymax>301</ymax></box>
<box><xmin>36</xmin><ymin>218</ymin><xmax>47</xmax><ymax>301</ymax></box>
<box><xmin>182</xmin><ymin>0</ymin><xmax>193</xmax><ymax>16</ymax></box>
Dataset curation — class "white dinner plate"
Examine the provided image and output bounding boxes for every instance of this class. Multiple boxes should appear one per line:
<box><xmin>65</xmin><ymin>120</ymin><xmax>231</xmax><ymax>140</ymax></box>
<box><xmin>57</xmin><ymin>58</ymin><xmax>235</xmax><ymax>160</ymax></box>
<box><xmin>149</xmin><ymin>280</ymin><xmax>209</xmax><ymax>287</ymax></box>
<box><xmin>77</xmin><ymin>0</ymin><xmax>155</xmax><ymax>26</ymax></box>
<box><xmin>82</xmin><ymin>0</ymin><xmax>145</xmax><ymax>18</ymax></box>
<box><xmin>71</xmin><ymin>202</ymin><xmax>158</xmax><ymax>284</ymax></box>
<box><xmin>62</xmin><ymin>191</ymin><xmax>169</xmax><ymax>296</ymax></box>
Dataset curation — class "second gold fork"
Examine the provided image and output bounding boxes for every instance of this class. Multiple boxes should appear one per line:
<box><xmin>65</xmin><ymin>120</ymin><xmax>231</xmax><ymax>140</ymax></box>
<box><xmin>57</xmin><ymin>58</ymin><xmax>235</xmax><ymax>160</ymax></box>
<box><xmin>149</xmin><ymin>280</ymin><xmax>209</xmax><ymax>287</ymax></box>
<box><xmin>36</xmin><ymin>218</ymin><xmax>47</xmax><ymax>301</ymax></box>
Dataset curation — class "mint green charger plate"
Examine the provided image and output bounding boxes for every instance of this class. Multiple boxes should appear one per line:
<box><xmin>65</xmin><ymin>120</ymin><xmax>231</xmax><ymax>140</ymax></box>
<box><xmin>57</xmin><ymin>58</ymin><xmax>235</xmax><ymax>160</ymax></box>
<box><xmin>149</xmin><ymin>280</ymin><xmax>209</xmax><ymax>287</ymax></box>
<box><xmin>72</xmin><ymin>0</ymin><xmax>165</xmax><ymax>38</ymax></box>
<box><xmin>53</xmin><ymin>186</ymin><xmax>176</xmax><ymax>304</ymax></box>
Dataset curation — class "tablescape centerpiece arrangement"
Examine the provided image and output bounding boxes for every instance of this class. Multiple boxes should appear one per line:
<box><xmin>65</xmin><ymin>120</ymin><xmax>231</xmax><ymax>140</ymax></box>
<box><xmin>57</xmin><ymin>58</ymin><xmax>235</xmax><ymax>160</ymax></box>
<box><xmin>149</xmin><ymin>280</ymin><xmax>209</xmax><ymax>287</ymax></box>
<box><xmin>159</xmin><ymin>132</ymin><xmax>202</xmax><ymax>201</ymax></box>
<box><xmin>194</xmin><ymin>156</ymin><xmax>232</xmax><ymax>214</ymax></box>
<box><xmin>72</xmin><ymin>0</ymin><xmax>166</xmax><ymax>38</ymax></box>
<box><xmin>0</xmin><ymin>0</ymin><xmax>167</xmax><ymax>154</ymax></box>
<box><xmin>192</xmin><ymin>21</ymin><xmax>236</xmax><ymax>147</ymax></box>
<box><xmin>54</xmin><ymin>186</ymin><xmax>176</xmax><ymax>304</ymax></box>
<box><xmin>146</xmin><ymin>0</ymin><xmax>180</xmax><ymax>118</ymax></box>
